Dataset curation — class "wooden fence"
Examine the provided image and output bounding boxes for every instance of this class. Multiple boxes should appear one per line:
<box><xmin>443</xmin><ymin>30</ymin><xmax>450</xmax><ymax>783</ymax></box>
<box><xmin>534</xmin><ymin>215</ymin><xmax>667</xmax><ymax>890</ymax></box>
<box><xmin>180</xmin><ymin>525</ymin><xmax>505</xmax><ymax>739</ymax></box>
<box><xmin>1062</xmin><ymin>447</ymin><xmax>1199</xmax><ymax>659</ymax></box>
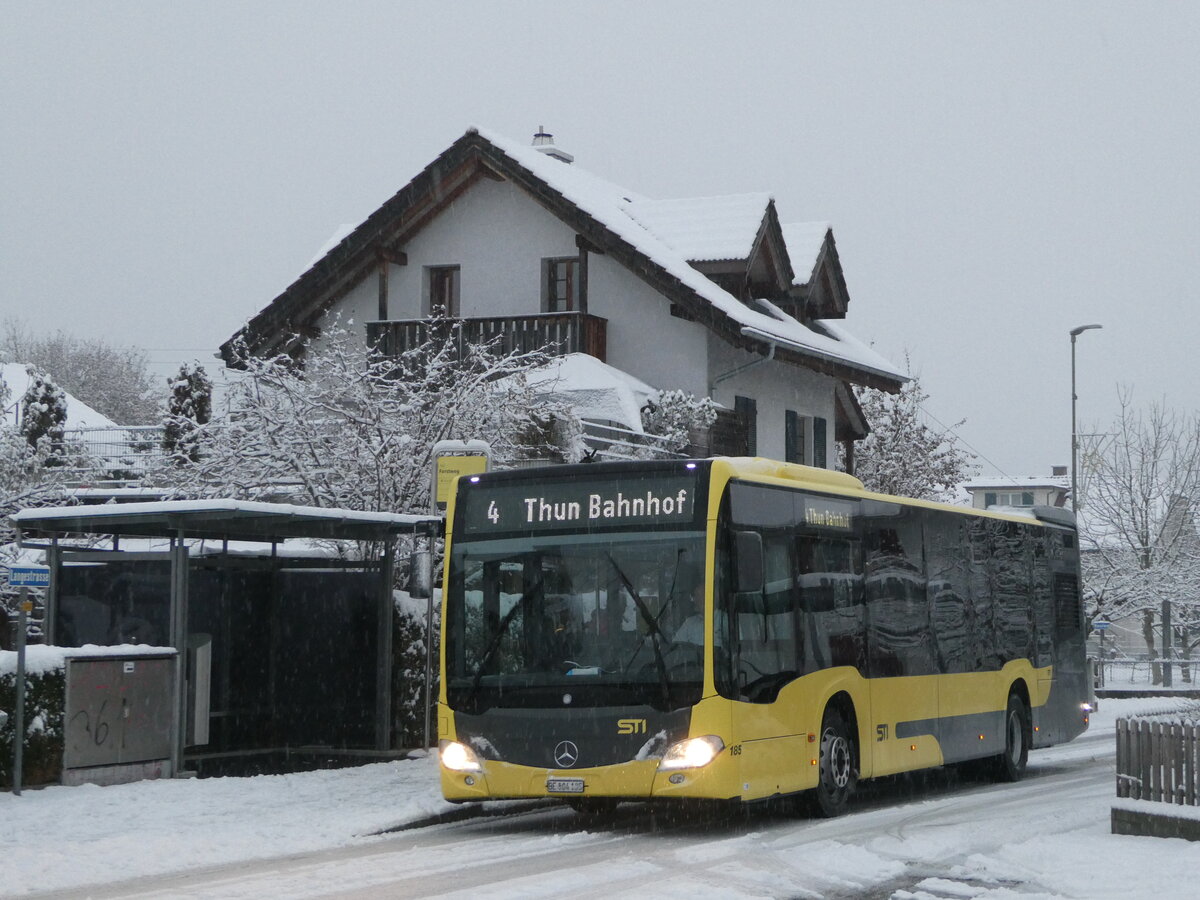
<box><xmin>1115</xmin><ymin>717</ymin><xmax>1200</xmax><ymax>806</ymax></box>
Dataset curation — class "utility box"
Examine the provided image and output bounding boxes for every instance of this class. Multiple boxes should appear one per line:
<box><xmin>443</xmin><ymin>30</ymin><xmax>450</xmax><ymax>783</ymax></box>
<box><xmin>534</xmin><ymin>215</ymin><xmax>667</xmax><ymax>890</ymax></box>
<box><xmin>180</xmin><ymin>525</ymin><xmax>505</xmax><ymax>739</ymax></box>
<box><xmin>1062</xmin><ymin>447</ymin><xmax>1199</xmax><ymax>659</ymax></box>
<box><xmin>62</xmin><ymin>653</ymin><xmax>177</xmax><ymax>786</ymax></box>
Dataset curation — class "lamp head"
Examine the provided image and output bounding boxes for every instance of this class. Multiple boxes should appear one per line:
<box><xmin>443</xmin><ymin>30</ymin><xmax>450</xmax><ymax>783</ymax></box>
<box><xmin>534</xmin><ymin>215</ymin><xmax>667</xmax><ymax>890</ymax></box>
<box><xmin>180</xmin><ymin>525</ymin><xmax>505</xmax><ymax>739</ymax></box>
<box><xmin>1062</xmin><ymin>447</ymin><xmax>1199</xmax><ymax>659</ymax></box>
<box><xmin>1070</xmin><ymin>323</ymin><xmax>1103</xmax><ymax>336</ymax></box>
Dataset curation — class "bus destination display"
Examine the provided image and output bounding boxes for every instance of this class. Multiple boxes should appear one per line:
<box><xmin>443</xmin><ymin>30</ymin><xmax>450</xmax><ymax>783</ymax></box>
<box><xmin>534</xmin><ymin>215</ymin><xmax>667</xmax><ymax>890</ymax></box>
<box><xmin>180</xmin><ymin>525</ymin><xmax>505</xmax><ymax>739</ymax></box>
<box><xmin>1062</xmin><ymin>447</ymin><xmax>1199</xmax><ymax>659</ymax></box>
<box><xmin>460</xmin><ymin>474</ymin><xmax>700</xmax><ymax>535</ymax></box>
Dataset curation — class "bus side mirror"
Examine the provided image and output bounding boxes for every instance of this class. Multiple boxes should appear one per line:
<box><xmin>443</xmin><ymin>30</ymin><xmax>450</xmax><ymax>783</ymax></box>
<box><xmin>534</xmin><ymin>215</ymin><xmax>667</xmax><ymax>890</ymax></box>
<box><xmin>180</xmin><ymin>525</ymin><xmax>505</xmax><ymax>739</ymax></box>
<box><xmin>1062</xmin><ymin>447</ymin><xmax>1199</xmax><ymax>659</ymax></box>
<box><xmin>734</xmin><ymin>530</ymin><xmax>763</xmax><ymax>594</ymax></box>
<box><xmin>409</xmin><ymin>548</ymin><xmax>432</xmax><ymax>600</ymax></box>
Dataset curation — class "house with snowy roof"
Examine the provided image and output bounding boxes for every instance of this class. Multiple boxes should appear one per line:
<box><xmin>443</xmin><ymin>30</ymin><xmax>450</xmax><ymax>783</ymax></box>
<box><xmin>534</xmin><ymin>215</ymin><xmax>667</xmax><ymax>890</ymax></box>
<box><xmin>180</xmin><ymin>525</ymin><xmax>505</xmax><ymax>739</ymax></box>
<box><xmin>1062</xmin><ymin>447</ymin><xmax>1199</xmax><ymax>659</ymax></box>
<box><xmin>221</xmin><ymin>127</ymin><xmax>906</xmax><ymax>468</ymax></box>
<box><xmin>963</xmin><ymin>467</ymin><xmax>1071</xmax><ymax>511</ymax></box>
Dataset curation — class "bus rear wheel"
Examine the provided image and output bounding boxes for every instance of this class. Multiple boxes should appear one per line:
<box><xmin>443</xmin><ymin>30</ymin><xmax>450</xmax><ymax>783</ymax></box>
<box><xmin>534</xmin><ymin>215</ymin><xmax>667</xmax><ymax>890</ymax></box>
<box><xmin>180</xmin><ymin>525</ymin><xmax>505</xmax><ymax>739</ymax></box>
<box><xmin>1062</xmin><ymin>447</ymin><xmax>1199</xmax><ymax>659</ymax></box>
<box><xmin>812</xmin><ymin>707</ymin><xmax>857</xmax><ymax>817</ymax></box>
<box><xmin>994</xmin><ymin>693</ymin><xmax>1030</xmax><ymax>782</ymax></box>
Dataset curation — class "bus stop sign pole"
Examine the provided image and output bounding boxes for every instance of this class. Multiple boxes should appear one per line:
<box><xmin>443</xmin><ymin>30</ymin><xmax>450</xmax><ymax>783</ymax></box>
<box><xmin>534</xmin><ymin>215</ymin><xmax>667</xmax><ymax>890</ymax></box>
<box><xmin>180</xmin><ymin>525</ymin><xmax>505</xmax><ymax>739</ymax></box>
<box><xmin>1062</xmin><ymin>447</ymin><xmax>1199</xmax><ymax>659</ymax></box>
<box><xmin>13</xmin><ymin>589</ymin><xmax>30</xmax><ymax>796</ymax></box>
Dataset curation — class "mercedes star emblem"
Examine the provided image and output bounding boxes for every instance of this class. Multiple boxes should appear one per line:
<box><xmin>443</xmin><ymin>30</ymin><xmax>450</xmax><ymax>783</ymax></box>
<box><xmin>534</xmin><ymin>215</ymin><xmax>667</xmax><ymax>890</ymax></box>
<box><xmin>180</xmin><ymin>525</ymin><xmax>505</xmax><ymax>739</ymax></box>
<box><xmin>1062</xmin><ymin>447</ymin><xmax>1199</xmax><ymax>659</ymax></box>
<box><xmin>553</xmin><ymin>740</ymin><xmax>579</xmax><ymax>768</ymax></box>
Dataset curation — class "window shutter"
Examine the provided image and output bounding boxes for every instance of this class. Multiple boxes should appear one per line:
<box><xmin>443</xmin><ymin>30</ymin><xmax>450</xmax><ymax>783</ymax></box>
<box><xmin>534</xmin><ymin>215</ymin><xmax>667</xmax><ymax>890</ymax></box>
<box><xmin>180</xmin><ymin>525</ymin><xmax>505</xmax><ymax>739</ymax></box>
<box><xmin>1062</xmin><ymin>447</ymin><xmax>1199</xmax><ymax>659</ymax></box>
<box><xmin>785</xmin><ymin>410</ymin><xmax>800</xmax><ymax>464</ymax></box>
<box><xmin>735</xmin><ymin>396</ymin><xmax>757</xmax><ymax>456</ymax></box>
<box><xmin>813</xmin><ymin>417</ymin><xmax>827</xmax><ymax>468</ymax></box>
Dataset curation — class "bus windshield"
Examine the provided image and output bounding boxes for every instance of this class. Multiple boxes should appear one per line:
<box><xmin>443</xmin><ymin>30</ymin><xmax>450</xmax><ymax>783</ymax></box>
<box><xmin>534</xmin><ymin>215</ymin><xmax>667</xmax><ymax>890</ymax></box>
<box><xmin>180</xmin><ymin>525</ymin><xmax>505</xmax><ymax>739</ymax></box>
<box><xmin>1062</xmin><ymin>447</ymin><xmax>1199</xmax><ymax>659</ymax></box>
<box><xmin>445</xmin><ymin>530</ymin><xmax>707</xmax><ymax>713</ymax></box>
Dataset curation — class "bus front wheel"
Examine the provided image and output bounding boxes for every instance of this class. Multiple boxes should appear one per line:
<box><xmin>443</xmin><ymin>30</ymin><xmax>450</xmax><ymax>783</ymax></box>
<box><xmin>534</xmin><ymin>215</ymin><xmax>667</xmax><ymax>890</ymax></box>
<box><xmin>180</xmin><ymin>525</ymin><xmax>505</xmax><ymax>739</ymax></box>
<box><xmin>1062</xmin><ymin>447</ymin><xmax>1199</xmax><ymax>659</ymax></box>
<box><xmin>994</xmin><ymin>693</ymin><xmax>1030</xmax><ymax>782</ymax></box>
<box><xmin>812</xmin><ymin>707</ymin><xmax>857</xmax><ymax>817</ymax></box>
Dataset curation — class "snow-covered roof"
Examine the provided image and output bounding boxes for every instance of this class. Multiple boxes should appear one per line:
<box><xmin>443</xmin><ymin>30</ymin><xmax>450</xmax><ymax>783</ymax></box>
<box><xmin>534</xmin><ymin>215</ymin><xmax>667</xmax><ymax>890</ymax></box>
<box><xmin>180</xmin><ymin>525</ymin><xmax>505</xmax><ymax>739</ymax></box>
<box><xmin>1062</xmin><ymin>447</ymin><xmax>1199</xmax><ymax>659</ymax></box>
<box><xmin>964</xmin><ymin>475</ymin><xmax>1070</xmax><ymax>490</ymax></box>
<box><xmin>519</xmin><ymin>352</ymin><xmax>659</xmax><ymax>432</ymax></box>
<box><xmin>623</xmin><ymin>193</ymin><xmax>771</xmax><ymax>261</ymax></box>
<box><xmin>307</xmin><ymin>223</ymin><xmax>358</xmax><ymax>269</ymax></box>
<box><xmin>1</xmin><ymin>362</ymin><xmax>120</xmax><ymax>429</ymax></box>
<box><xmin>780</xmin><ymin>222</ymin><xmax>831</xmax><ymax>286</ymax></box>
<box><xmin>473</xmin><ymin>128</ymin><xmax>906</xmax><ymax>385</ymax></box>
<box><xmin>14</xmin><ymin>498</ymin><xmax>438</xmax><ymax>542</ymax></box>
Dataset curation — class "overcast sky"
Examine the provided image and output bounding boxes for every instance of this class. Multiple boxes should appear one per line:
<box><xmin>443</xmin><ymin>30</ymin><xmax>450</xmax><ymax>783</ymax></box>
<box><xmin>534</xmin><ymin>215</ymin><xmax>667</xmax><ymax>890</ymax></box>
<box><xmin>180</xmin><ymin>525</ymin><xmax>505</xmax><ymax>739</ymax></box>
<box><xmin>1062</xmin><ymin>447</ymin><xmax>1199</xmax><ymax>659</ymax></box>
<box><xmin>2</xmin><ymin>2</ymin><xmax>1196</xmax><ymax>476</ymax></box>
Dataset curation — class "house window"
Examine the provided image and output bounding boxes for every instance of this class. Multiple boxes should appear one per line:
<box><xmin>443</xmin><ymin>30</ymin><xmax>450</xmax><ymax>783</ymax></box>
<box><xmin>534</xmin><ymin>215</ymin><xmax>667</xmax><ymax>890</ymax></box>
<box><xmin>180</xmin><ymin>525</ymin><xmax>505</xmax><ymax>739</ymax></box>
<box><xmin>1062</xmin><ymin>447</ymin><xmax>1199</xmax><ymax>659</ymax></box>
<box><xmin>984</xmin><ymin>491</ymin><xmax>1035</xmax><ymax>508</ymax></box>
<box><xmin>784</xmin><ymin>413</ymin><xmax>828</xmax><ymax>467</ymax></box>
<box><xmin>542</xmin><ymin>257</ymin><xmax>580</xmax><ymax>312</ymax></box>
<box><xmin>427</xmin><ymin>265</ymin><xmax>460</xmax><ymax>316</ymax></box>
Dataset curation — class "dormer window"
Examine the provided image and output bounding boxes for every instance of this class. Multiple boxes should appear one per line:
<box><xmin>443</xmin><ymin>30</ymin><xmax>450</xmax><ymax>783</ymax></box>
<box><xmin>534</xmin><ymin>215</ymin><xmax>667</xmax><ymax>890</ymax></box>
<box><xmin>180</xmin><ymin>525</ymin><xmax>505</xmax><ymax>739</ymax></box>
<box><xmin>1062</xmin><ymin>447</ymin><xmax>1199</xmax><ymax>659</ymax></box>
<box><xmin>542</xmin><ymin>257</ymin><xmax>580</xmax><ymax>312</ymax></box>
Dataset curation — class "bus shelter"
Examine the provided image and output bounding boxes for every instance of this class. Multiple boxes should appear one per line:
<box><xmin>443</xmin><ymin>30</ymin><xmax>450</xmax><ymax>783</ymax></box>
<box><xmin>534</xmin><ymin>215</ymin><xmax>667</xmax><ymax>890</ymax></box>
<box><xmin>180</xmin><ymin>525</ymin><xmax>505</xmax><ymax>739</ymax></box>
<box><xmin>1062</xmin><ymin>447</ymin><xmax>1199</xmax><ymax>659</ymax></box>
<box><xmin>14</xmin><ymin>500</ymin><xmax>439</xmax><ymax>776</ymax></box>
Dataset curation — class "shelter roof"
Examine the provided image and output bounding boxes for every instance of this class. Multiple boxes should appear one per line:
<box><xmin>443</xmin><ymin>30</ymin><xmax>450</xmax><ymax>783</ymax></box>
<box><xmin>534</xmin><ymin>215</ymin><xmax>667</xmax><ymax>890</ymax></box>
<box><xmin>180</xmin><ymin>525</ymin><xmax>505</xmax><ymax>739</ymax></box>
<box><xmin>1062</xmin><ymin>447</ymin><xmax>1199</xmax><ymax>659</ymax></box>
<box><xmin>14</xmin><ymin>499</ymin><xmax>438</xmax><ymax>544</ymax></box>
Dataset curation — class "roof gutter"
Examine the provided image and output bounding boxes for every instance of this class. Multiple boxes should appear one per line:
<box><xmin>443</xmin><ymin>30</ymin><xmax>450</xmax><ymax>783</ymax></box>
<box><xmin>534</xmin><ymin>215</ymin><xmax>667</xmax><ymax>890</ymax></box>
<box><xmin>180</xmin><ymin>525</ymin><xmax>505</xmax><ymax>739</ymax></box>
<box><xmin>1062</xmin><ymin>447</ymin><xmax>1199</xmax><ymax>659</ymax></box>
<box><xmin>709</xmin><ymin>337</ymin><xmax>776</xmax><ymax>398</ymax></box>
<box><xmin>738</xmin><ymin>325</ymin><xmax>907</xmax><ymax>387</ymax></box>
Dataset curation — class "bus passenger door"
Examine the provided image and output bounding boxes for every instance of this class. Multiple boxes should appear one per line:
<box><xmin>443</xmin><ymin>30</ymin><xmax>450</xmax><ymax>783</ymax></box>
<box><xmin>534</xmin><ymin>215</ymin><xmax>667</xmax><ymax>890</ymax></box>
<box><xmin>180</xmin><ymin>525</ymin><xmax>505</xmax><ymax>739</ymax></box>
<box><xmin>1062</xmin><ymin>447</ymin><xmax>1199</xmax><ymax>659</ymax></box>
<box><xmin>727</xmin><ymin>532</ymin><xmax>810</xmax><ymax>800</ymax></box>
<box><xmin>863</xmin><ymin>504</ymin><xmax>940</xmax><ymax>776</ymax></box>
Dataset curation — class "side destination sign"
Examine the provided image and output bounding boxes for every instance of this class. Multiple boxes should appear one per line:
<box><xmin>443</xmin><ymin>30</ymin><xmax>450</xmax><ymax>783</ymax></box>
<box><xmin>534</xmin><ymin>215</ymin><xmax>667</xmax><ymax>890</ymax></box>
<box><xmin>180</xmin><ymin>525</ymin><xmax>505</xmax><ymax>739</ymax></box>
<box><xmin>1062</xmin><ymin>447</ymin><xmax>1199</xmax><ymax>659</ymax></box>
<box><xmin>461</xmin><ymin>474</ymin><xmax>700</xmax><ymax>534</ymax></box>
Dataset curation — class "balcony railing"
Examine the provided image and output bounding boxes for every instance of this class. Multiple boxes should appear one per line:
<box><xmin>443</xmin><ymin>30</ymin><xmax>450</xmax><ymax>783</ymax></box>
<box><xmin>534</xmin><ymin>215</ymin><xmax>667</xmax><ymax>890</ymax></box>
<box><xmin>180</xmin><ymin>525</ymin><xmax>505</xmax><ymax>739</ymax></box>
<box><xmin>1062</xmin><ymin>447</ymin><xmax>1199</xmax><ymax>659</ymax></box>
<box><xmin>365</xmin><ymin>312</ymin><xmax>607</xmax><ymax>363</ymax></box>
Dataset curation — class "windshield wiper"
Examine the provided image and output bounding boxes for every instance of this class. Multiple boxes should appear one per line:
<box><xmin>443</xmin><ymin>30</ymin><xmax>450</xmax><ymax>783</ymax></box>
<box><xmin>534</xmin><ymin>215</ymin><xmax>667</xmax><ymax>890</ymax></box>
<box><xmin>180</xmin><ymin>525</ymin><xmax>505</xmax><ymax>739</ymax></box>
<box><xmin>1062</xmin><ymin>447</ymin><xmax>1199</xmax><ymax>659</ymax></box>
<box><xmin>463</xmin><ymin>577</ymin><xmax>543</xmax><ymax>709</ymax></box>
<box><xmin>607</xmin><ymin>554</ymin><xmax>672</xmax><ymax>708</ymax></box>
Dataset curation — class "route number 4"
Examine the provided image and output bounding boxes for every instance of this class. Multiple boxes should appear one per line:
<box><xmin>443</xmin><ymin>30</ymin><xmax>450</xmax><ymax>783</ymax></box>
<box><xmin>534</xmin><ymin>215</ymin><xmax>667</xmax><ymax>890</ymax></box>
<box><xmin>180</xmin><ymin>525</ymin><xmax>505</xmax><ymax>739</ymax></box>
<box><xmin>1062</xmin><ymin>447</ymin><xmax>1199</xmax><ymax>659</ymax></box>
<box><xmin>487</xmin><ymin>501</ymin><xmax>500</xmax><ymax>524</ymax></box>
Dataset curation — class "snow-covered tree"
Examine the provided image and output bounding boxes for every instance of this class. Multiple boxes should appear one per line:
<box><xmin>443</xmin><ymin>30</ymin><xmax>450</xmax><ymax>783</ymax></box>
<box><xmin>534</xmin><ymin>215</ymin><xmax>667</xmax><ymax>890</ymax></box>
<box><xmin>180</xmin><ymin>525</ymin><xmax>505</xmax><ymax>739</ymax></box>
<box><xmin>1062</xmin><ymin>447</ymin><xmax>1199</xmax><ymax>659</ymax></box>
<box><xmin>1</xmin><ymin>318</ymin><xmax>158</xmax><ymax>424</ymax></box>
<box><xmin>1078</xmin><ymin>393</ymin><xmax>1200</xmax><ymax>683</ymax></box>
<box><xmin>162</xmin><ymin>364</ymin><xmax>213</xmax><ymax>464</ymax></box>
<box><xmin>0</xmin><ymin>371</ymin><xmax>68</xmax><ymax>649</ymax></box>
<box><xmin>639</xmin><ymin>389</ymin><xmax>718</xmax><ymax>456</ymax></box>
<box><xmin>844</xmin><ymin>368</ymin><xmax>976</xmax><ymax>501</ymax></box>
<box><xmin>151</xmin><ymin>321</ymin><xmax>580</xmax><ymax>517</ymax></box>
<box><xmin>18</xmin><ymin>367</ymin><xmax>67</xmax><ymax>458</ymax></box>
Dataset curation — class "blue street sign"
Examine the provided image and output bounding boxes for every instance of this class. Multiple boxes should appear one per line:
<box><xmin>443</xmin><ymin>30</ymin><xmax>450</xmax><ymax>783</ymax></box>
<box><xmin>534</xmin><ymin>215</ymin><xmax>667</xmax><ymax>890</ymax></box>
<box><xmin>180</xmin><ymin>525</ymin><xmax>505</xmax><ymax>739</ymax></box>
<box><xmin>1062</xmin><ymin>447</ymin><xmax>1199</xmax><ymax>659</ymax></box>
<box><xmin>1094</xmin><ymin>619</ymin><xmax>1111</xmax><ymax>632</ymax></box>
<box><xmin>7</xmin><ymin>566</ymin><xmax>50</xmax><ymax>588</ymax></box>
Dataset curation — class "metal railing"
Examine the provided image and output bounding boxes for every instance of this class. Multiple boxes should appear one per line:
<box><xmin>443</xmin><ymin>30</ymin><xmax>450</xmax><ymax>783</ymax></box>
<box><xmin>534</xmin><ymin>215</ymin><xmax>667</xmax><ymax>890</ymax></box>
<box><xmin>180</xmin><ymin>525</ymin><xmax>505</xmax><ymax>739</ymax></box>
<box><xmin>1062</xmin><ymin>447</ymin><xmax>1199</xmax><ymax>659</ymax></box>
<box><xmin>366</xmin><ymin>312</ymin><xmax>608</xmax><ymax>363</ymax></box>
<box><xmin>58</xmin><ymin>425</ymin><xmax>165</xmax><ymax>483</ymax></box>
<box><xmin>580</xmin><ymin>420</ymin><xmax>690</xmax><ymax>461</ymax></box>
<box><xmin>1116</xmin><ymin>716</ymin><xmax>1200</xmax><ymax>806</ymax></box>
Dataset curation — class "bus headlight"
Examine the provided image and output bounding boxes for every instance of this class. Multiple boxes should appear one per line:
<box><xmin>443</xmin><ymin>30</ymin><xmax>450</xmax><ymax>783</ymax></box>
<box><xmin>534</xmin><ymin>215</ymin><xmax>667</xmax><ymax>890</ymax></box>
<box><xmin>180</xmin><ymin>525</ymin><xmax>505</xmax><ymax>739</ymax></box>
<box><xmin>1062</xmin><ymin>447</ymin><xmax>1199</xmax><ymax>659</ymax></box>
<box><xmin>439</xmin><ymin>739</ymin><xmax>483</xmax><ymax>773</ymax></box>
<box><xmin>658</xmin><ymin>735</ymin><xmax>725</xmax><ymax>771</ymax></box>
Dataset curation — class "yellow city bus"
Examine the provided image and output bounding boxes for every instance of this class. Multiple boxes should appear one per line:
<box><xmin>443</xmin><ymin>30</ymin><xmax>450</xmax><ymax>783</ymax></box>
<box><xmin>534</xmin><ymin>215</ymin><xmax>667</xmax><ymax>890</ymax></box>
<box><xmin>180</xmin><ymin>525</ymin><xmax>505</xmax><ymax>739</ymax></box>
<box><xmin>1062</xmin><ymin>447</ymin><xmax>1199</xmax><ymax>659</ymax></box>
<box><xmin>437</xmin><ymin>457</ymin><xmax>1090</xmax><ymax>815</ymax></box>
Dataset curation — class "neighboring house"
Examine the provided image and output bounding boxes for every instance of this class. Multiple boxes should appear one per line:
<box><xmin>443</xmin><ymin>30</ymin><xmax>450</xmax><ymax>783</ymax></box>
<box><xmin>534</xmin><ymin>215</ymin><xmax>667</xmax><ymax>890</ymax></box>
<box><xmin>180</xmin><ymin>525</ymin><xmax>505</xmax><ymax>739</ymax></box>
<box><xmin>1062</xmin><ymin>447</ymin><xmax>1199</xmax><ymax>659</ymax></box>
<box><xmin>963</xmin><ymin>467</ymin><xmax>1071</xmax><ymax>511</ymax></box>
<box><xmin>1</xmin><ymin>362</ymin><xmax>120</xmax><ymax>431</ymax></box>
<box><xmin>221</xmin><ymin>127</ymin><xmax>906</xmax><ymax>467</ymax></box>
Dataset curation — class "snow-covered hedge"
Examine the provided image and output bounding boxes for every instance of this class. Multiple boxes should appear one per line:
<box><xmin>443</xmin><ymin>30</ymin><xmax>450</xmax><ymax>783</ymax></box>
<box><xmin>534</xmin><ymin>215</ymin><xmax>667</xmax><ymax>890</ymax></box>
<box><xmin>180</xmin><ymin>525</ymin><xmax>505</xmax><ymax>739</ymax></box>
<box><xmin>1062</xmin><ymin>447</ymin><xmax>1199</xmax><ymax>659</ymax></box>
<box><xmin>1</xmin><ymin>645</ymin><xmax>176</xmax><ymax>788</ymax></box>
<box><xmin>393</xmin><ymin>589</ymin><xmax>439</xmax><ymax>749</ymax></box>
<box><xmin>0</xmin><ymin>646</ymin><xmax>66</xmax><ymax>788</ymax></box>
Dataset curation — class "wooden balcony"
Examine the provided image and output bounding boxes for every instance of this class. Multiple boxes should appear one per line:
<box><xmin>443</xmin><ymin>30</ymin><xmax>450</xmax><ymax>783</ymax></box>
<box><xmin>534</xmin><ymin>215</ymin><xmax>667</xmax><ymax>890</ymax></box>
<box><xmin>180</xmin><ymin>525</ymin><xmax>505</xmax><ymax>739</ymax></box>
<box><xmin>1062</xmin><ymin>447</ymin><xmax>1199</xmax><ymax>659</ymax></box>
<box><xmin>366</xmin><ymin>312</ymin><xmax>607</xmax><ymax>363</ymax></box>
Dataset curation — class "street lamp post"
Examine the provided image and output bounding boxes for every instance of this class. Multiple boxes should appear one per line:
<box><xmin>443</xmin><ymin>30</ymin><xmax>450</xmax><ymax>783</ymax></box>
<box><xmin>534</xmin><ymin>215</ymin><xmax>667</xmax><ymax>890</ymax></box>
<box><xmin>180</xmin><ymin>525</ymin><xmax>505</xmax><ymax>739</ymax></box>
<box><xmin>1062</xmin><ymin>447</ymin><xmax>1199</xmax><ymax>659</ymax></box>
<box><xmin>1070</xmin><ymin>324</ymin><xmax>1102</xmax><ymax>516</ymax></box>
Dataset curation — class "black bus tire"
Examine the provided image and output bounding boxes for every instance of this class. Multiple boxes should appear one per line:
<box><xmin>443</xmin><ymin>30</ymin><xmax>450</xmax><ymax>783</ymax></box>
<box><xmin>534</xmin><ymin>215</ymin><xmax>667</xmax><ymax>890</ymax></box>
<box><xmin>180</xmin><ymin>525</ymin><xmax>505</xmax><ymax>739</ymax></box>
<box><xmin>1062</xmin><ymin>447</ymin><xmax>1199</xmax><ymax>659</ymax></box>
<box><xmin>994</xmin><ymin>692</ymin><xmax>1030</xmax><ymax>782</ymax></box>
<box><xmin>812</xmin><ymin>706</ymin><xmax>857</xmax><ymax>817</ymax></box>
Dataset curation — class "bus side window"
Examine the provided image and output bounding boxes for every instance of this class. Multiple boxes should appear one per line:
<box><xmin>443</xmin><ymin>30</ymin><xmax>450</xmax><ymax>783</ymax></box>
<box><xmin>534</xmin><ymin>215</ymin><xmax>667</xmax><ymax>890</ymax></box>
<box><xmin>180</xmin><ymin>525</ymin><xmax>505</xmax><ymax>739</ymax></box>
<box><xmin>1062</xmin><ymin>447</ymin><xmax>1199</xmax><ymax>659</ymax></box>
<box><xmin>797</xmin><ymin>534</ymin><xmax>865</xmax><ymax>674</ymax></box>
<box><xmin>864</xmin><ymin>507</ymin><xmax>933</xmax><ymax>678</ymax></box>
<box><xmin>734</xmin><ymin>533</ymin><xmax>801</xmax><ymax>702</ymax></box>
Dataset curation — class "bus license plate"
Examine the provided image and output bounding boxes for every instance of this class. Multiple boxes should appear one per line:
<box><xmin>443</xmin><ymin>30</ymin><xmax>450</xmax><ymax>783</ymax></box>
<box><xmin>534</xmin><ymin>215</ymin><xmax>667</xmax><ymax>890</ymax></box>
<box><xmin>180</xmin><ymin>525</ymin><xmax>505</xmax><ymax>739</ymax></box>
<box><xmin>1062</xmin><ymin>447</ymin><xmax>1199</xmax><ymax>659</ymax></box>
<box><xmin>547</xmin><ymin>778</ymin><xmax>585</xmax><ymax>794</ymax></box>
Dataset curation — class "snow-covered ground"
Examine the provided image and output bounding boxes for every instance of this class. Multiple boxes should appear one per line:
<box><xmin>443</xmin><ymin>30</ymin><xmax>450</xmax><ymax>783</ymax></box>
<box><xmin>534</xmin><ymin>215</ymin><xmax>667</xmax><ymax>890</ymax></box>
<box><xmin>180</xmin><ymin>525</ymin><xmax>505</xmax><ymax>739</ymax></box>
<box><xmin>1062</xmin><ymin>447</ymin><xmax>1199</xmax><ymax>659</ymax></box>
<box><xmin>1</xmin><ymin>697</ymin><xmax>1197</xmax><ymax>899</ymax></box>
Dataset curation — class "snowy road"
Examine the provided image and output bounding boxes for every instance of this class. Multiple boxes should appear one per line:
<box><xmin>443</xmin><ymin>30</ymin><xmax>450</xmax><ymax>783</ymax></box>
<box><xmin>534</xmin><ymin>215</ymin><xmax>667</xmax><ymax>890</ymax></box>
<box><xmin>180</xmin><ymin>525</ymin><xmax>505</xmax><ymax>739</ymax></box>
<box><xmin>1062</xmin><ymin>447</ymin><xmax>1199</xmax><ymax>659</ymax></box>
<box><xmin>27</xmin><ymin>726</ymin><xmax>1198</xmax><ymax>900</ymax></box>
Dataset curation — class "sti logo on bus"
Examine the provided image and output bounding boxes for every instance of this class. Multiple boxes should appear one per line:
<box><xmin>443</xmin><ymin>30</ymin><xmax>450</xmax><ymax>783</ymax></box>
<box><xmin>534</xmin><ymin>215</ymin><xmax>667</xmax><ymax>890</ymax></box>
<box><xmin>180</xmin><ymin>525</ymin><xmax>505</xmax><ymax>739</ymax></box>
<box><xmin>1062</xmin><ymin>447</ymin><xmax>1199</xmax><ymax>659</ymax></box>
<box><xmin>617</xmin><ymin>718</ymin><xmax>647</xmax><ymax>735</ymax></box>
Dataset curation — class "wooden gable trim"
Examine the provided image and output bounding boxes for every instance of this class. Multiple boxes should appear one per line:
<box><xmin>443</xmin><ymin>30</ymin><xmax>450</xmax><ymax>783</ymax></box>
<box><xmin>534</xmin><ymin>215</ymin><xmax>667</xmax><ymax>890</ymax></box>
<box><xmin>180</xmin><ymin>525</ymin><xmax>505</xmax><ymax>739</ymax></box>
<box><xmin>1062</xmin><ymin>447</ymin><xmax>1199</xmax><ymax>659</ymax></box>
<box><xmin>788</xmin><ymin>229</ymin><xmax>850</xmax><ymax>321</ymax></box>
<box><xmin>222</xmin><ymin>133</ymin><xmax>497</xmax><ymax>364</ymax></box>
<box><xmin>745</xmin><ymin>201</ymin><xmax>794</xmax><ymax>296</ymax></box>
<box><xmin>834</xmin><ymin>381</ymin><xmax>869</xmax><ymax>441</ymax></box>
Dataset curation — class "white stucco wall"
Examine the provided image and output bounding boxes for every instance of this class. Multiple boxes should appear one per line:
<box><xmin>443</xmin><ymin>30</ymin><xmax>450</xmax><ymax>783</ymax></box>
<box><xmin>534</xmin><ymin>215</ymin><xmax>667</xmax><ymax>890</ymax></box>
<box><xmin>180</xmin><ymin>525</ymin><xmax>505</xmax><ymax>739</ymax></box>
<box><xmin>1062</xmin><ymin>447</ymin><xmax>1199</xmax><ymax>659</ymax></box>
<box><xmin>710</xmin><ymin>337</ymin><xmax>837</xmax><ymax>463</ymax></box>
<box><xmin>586</xmin><ymin>253</ymin><xmax>710</xmax><ymax>396</ymax></box>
